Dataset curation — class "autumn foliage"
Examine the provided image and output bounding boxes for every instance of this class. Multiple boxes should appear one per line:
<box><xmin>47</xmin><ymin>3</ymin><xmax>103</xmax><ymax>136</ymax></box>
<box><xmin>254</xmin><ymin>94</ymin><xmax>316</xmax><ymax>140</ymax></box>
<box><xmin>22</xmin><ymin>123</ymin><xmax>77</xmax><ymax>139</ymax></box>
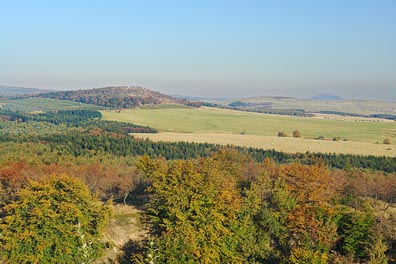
<box><xmin>1</xmin><ymin>106</ymin><xmax>396</xmax><ymax>263</ymax></box>
<box><xmin>0</xmin><ymin>175</ymin><xmax>111</xmax><ymax>263</ymax></box>
<box><xmin>135</xmin><ymin>150</ymin><xmax>396</xmax><ymax>263</ymax></box>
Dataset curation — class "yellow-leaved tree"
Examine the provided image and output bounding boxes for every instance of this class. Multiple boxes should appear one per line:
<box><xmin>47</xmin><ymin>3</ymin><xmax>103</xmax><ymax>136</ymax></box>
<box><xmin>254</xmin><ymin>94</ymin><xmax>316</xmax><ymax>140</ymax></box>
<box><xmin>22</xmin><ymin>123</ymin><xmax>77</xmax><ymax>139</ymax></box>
<box><xmin>0</xmin><ymin>175</ymin><xmax>111</xmax><ymax>263</ymax></box>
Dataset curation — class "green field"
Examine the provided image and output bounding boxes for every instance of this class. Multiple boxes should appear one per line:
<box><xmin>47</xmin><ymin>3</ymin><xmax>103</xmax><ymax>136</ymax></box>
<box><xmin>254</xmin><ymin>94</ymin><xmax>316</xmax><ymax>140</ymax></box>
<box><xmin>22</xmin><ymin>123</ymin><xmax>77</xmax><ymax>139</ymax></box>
<box><xmin>139</xmin><ymin>103</ymin><xmax>191</xmax><ymax>109</ymax></box>
<box><xmin>102</xmin><ymin>106</ymin><xmax>396</xmax><ymax>144</ymax></box>
<box><xmin>0</xmin><ymin>98</ymin><xmax>105</xmax><ymax>112</ymax></box>
<box><xmin>213</xmin><ymin>97</ymin><xmax>396</xmax><ymax>116</ymax></box>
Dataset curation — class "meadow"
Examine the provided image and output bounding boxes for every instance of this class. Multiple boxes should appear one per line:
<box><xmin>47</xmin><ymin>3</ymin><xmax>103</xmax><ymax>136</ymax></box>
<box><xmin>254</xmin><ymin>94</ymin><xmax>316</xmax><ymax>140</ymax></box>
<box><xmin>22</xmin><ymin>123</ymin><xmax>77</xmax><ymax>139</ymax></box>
<box><xmin>131</xmin><ymin>132</ymin><xmax>396</xmax><ymax>157</ymax></box>
<box><xmin>0</xmin><ymin>97</ymin><xmax>105</xmax><ymax>112</ymax></box>
<box><xmin>102</xmin><ymin>106</ymin><xmax>396</xmax><ymax>156</ymax></box>
<box><xmin>215</xmin><ymin>97</ymin><xmax>396</xmax><ymax>115</ymax></box>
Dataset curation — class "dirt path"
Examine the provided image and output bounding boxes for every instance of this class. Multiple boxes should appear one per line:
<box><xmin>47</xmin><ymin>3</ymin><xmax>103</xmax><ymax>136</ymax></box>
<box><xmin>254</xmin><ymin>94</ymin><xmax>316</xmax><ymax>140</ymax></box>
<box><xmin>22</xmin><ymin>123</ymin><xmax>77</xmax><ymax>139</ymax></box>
<box><xmin>95</xmin><ymin>204</ymin><xmax>148</xmax><ymax>263</ymax></box>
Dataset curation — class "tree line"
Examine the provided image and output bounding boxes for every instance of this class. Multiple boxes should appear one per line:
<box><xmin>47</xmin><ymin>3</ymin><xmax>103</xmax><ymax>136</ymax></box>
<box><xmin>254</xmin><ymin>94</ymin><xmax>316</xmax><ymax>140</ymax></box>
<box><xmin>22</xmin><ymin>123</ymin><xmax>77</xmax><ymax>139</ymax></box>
<box><xmin>0</xmin><ymin>109</ymin><xmax>157</xmax><ymax>134</ymax></box>
<box><xmin>1</xmin><ymin>126</ymin><xmax>395</xmax><ymax>173</ymax></box>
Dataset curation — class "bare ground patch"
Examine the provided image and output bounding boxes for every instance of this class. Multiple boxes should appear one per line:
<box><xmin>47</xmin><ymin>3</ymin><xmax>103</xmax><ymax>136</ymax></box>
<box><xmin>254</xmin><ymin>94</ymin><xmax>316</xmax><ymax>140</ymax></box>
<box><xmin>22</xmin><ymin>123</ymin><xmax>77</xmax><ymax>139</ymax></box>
<box><xmin>95</xmin><ymin>204</ymin><xmax>148</xmax><ymax>263</ymax></box>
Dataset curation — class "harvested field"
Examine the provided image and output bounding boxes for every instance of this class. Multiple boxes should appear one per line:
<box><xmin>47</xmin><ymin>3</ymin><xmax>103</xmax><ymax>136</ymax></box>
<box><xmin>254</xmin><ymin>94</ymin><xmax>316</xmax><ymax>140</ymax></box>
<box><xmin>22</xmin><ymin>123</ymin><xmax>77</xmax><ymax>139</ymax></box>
<box><xmin>131</xmin><ymin>132</ymin><xmax>396</xmax><ymax>157</ymax></box>
<box><xmin>102</xmin><ymin>107</ymin><xmax>396</xmax><ymax>145</ymax></box>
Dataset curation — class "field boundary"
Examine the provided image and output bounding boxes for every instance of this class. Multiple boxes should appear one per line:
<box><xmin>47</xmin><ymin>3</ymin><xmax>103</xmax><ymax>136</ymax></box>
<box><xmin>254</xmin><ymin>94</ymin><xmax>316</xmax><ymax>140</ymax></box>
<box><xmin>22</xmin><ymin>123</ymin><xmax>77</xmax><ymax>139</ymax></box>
<box><xmin>131</xmin><ymin>132</ymin><xmax>396</xmax><ymax>157</ymax></box>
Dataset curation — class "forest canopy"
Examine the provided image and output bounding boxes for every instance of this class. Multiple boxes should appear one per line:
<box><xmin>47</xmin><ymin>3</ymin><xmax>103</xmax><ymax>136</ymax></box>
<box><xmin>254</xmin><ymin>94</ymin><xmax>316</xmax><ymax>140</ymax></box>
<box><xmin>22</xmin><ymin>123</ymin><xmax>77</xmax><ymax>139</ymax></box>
<box><xmin>0</xmin><ymin>107</ymin><xmax>395</xmax><ymax>263</ymax></box>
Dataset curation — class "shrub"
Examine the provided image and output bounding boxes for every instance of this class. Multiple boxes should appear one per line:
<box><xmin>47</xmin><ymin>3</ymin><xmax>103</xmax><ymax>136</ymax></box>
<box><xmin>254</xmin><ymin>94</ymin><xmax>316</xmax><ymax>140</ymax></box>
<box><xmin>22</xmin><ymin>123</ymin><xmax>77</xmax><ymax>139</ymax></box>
<box><xmin>293</xmin><ymin>130</ymin><xmax>301</xmax><ymax>138</ymax></box>
<box><xmin>383</xmin><ymin>138</ymin><xmax>391</xmax><ymax>144</ymax></box>
<box><xmin>278</xmin><ymin>131</ymin><xmax>288</xmax><ymax>137</ymax></box>
<box><xmin>0</xmin><ymin>175</ymin><xmax>112</xmax><ymax>263</ymax></box>
<box><xmin>289</xmin><ymin>247</ymin><xmax>328</xmax><ymax>264</ymax></box>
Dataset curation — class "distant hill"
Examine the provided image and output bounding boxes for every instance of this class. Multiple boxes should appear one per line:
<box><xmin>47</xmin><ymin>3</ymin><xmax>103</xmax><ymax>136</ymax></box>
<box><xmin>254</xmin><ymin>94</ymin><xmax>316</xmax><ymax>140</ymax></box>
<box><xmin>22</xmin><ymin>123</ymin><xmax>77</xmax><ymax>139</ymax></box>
<box><xmin>172</xmin><ymin>94</ymin><xmax>233</xmax><ymax>101</ymax></box>
<box><xmin>0</xmin><ymin>85</ymin><xmax>50</xmax><ymax>95</ymax></box>
<box><xmin>213</xmin><ymin>95</ymin><xmax>396</xmax><ymax>117</ymax></box>
<box><xmin>309</xmin><ymin>93</ymin><xmax>343</xmax><ymax>101</ymax></box>
<box><xmin>38</xmin><ymin>86</ymin><xmax>200</xmax><ymax>109</ymax></box>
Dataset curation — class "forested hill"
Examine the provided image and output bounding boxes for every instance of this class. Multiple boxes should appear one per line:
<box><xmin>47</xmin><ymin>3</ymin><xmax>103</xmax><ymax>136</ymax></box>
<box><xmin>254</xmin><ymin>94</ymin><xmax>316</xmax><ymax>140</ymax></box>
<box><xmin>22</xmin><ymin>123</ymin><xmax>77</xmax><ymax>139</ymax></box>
<box><xmin>38</xmin><ymin>86</ymin><xmax>201</xmax><ymax>108</ymax></box>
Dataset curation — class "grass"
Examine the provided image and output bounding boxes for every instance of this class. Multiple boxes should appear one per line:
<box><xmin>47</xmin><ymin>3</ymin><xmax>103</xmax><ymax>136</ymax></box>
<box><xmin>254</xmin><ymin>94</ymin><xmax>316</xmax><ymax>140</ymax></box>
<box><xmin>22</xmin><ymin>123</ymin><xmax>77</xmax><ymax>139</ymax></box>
<box><xmin>112</xmin><ymin>210</ymin><xmax>143</xmax><ymax>229</ymax></box>
<box><xmin>102</xmin><ymin>107</ymin><xmax>396</xmax><ymax>144</ymax></box>
<box><xmin>104</xmin><ymin>204</ymin><xmax>146</xmax><ymax>246</ymax></box>
<box><xmin>99</xmin><ymin>204</ymin><xmax>147</xmax><ymax>263</ymax></box>
<box><xmin>1</xmin><ymin>98</ymin><xmax>105</xmax><ymax>112</ymax></box>
<box><xmin>216</xmin><ymin>97</ymin><xmax>396</xmax><ymax>116</ymax></box>
<box><xmin>139</xmin><ymin>103</ymin><xmax>191</xmax><ymax>109</ymax></box>
<box><xmin>131</xmin><ymin>132</ymin><xmax>396</xmax><ymax>157</ymax></box>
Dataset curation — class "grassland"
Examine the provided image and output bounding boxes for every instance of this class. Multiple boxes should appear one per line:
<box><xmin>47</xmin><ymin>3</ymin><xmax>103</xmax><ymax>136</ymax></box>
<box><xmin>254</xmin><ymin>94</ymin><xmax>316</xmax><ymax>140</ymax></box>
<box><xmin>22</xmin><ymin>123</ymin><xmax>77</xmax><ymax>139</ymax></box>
<box><xmin>131</xmin><ymin>132</ymin><xmax>396</xmax><ymax>157</ymax></box>
<box><xmin>101</xmin><ymin>106</ymin><xmax>396</xmax><ymax>156</ymax></box>
<box><xmin>102</xmin><ymin>107</ymin><xmax>396</xmax><ymax>144</ymax></box>
<box><xmin>214</xmin><ymin>97</ymin><xmax>396</xmax><ymax>115</ymax></box>
<box><xmin>0</xmin><ymin>98</ymin><xmax>105</xmax><ymax>112</ymax></box>
<box><xmin>138</xmin><ymin>103</ymin><xmax>191</xmax><ymax>109</ymax></box>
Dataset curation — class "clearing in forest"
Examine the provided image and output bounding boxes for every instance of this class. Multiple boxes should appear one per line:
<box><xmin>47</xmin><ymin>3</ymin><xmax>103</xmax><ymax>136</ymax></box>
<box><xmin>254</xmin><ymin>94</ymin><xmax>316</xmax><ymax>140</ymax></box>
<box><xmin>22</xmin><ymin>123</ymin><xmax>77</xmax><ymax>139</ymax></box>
<box><xmin>102</xmin><ymin>106</ymin><xmax>396</xmax><ymax>156</ymax></box>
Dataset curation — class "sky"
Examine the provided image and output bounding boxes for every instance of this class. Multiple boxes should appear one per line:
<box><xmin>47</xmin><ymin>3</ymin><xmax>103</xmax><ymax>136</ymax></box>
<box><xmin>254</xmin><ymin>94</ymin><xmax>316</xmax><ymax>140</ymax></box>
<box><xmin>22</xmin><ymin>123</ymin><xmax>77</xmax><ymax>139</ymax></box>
<box><xmin>1</xmin><ymin>0</ymin><xmax>395</xmax><ymax>100</ymax></box>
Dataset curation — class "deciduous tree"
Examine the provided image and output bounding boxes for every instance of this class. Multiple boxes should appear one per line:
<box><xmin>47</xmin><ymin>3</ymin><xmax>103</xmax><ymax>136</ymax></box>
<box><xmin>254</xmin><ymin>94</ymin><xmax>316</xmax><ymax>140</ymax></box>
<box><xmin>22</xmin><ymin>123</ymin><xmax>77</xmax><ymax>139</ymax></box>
<box><xmin>0</xmin><ymin>175</ymin><xmax>111</xmax><ymax>263</ymax></box>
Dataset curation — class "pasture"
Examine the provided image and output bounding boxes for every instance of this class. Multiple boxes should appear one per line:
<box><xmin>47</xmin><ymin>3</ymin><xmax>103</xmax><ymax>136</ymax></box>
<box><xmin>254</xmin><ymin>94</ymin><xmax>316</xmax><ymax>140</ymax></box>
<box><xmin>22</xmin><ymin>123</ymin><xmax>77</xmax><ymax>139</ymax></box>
<box><xmin>131</xmin><ymin>132</ymin><xmax>396</xmax><ymax>157</ymax></box>
<box><xmin>216</xmin><ymin>97</ymin><xmax>396</xmax><ymax>116</ymax></box>
<box><xmin>101</xmin><ymin>106</ymin><xmax>396</xmax><ymax>156</ymax></box>
<box><xmin>102</xmin><ymin>106</ymin><xmax>396</xmax><ymax>144</ymax></box>
<box><xmin>0</xmin><ymin>98</ymin><xmax>105</xmax><ymax>112</ymax></box>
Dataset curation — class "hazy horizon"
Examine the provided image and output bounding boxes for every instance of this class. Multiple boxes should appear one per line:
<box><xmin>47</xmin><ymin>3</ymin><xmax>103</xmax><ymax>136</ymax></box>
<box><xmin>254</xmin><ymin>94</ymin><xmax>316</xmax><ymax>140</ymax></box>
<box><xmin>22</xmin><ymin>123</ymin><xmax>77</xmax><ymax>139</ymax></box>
<box><xmin>3</xmin><ymin>84</ymin><xmax>396</xmax><ymax>103</ymax></box>
<box><xmin>1</xmin><ymin>1</ymin><xmax>395</xmax><ymax>101</ymax></box>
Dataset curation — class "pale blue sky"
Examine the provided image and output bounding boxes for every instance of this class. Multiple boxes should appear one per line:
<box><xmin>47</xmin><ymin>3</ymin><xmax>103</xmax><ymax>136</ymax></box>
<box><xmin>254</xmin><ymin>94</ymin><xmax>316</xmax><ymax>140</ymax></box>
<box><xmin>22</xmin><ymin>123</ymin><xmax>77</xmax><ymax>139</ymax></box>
<box><xmin>1</xmin><ymin>0</ymin><xmax>395</xmax><ymax>100</ymax></box>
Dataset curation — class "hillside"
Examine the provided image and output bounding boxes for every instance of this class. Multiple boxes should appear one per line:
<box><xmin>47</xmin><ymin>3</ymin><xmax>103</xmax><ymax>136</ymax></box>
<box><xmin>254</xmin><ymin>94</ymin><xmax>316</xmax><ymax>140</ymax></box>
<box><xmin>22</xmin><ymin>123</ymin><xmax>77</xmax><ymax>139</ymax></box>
<box><xmin>0</xmin><ymin>98</ymin><xmax>105</xmax><ymax>112</ymax></box>
<box><xmin>213</xmin><ymin>96</ymin><xmax>396</xmax><ymax>117</ymax></box>
<box><xmin>309</xmin><ymin>93</ymin><xmax>343</xmax><ymax>101</ymax></box>
<box><xmin>0</xmin><ymin>85</ymin><xmax>50</xmax><ymax>95</ymax></box>
<box><xmin>39</xmin><ymin>86</ymin><xmax>200</xmax><ymax>109</ymax></box>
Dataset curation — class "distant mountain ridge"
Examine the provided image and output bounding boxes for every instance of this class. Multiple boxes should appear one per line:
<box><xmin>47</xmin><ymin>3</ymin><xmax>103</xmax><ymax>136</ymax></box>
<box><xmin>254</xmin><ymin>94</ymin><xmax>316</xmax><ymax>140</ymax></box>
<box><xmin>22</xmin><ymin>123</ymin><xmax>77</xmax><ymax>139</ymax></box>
<box><xmin>309</xmin><ymin>93</ymin><xmax>343</xmax><ymax>101</ymax></box>
<box><xmin>0</xmin><ymin>85</ymin><xmax>50</xmax><ymax>95</ymax></box>
<box><xmin>38</xmin><ymin>86</ymin><xmax>200</xmax><ymax>109</ymax></box>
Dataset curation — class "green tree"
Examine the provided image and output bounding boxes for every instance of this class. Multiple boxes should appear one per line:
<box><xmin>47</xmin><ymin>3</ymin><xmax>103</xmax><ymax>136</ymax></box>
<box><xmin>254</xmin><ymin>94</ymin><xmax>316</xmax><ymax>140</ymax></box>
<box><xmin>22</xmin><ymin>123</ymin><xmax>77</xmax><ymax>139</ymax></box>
<box><xmin>136</xmin><ymin>150</ymin><xmax>252</xmax><ymax>263</ymax></box>
<box><xmin>337</xmin><ymin>209</ymin><xmax>376</xmax><ymax>262</ymax></box>
<box><xmin>0</xmin><ymin>175</ymin><xmax>111</xmax><ymax>264</ymax></box>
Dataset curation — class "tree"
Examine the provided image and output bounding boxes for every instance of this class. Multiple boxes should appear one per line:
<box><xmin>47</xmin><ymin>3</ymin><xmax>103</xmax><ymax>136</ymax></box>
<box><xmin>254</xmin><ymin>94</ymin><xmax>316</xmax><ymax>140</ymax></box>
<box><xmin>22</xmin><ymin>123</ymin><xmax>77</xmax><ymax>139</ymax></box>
<box><xmin>281</xmin><ymin>163</ymin><xmax>339</xmax><ymax>250</ymax></box>
<box><xmin>336</xmin><ymin>209</ymin><xmax>376</xmax><ymax>261</ymax></box>
<box><xmin>278</xmin><ymin>131</ymin><xmax>288</xmax><ymax>137</ymax></box>
<box><xmin>253</xmin><ymin>162</ymin><xmax>339</xmax><ymax>261</ymax></box>
<box><xmin>136</xmin><ymin>150</ymin><xmax>252</xmax><ymax>263</ymax></box>
<box><xmin>383</xmin><ymin>138</ymin><xmax>391</xmax><ymax>144</ymax></box>
<box><xmin>0</xmin><ymin>175</ymin><xmax>111</xmax><ymax>263</ymax></box>
<box><xmin>293</xmin><ymin>130</ymin><xmax>301</xmax><ymax>138</ymax></box>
